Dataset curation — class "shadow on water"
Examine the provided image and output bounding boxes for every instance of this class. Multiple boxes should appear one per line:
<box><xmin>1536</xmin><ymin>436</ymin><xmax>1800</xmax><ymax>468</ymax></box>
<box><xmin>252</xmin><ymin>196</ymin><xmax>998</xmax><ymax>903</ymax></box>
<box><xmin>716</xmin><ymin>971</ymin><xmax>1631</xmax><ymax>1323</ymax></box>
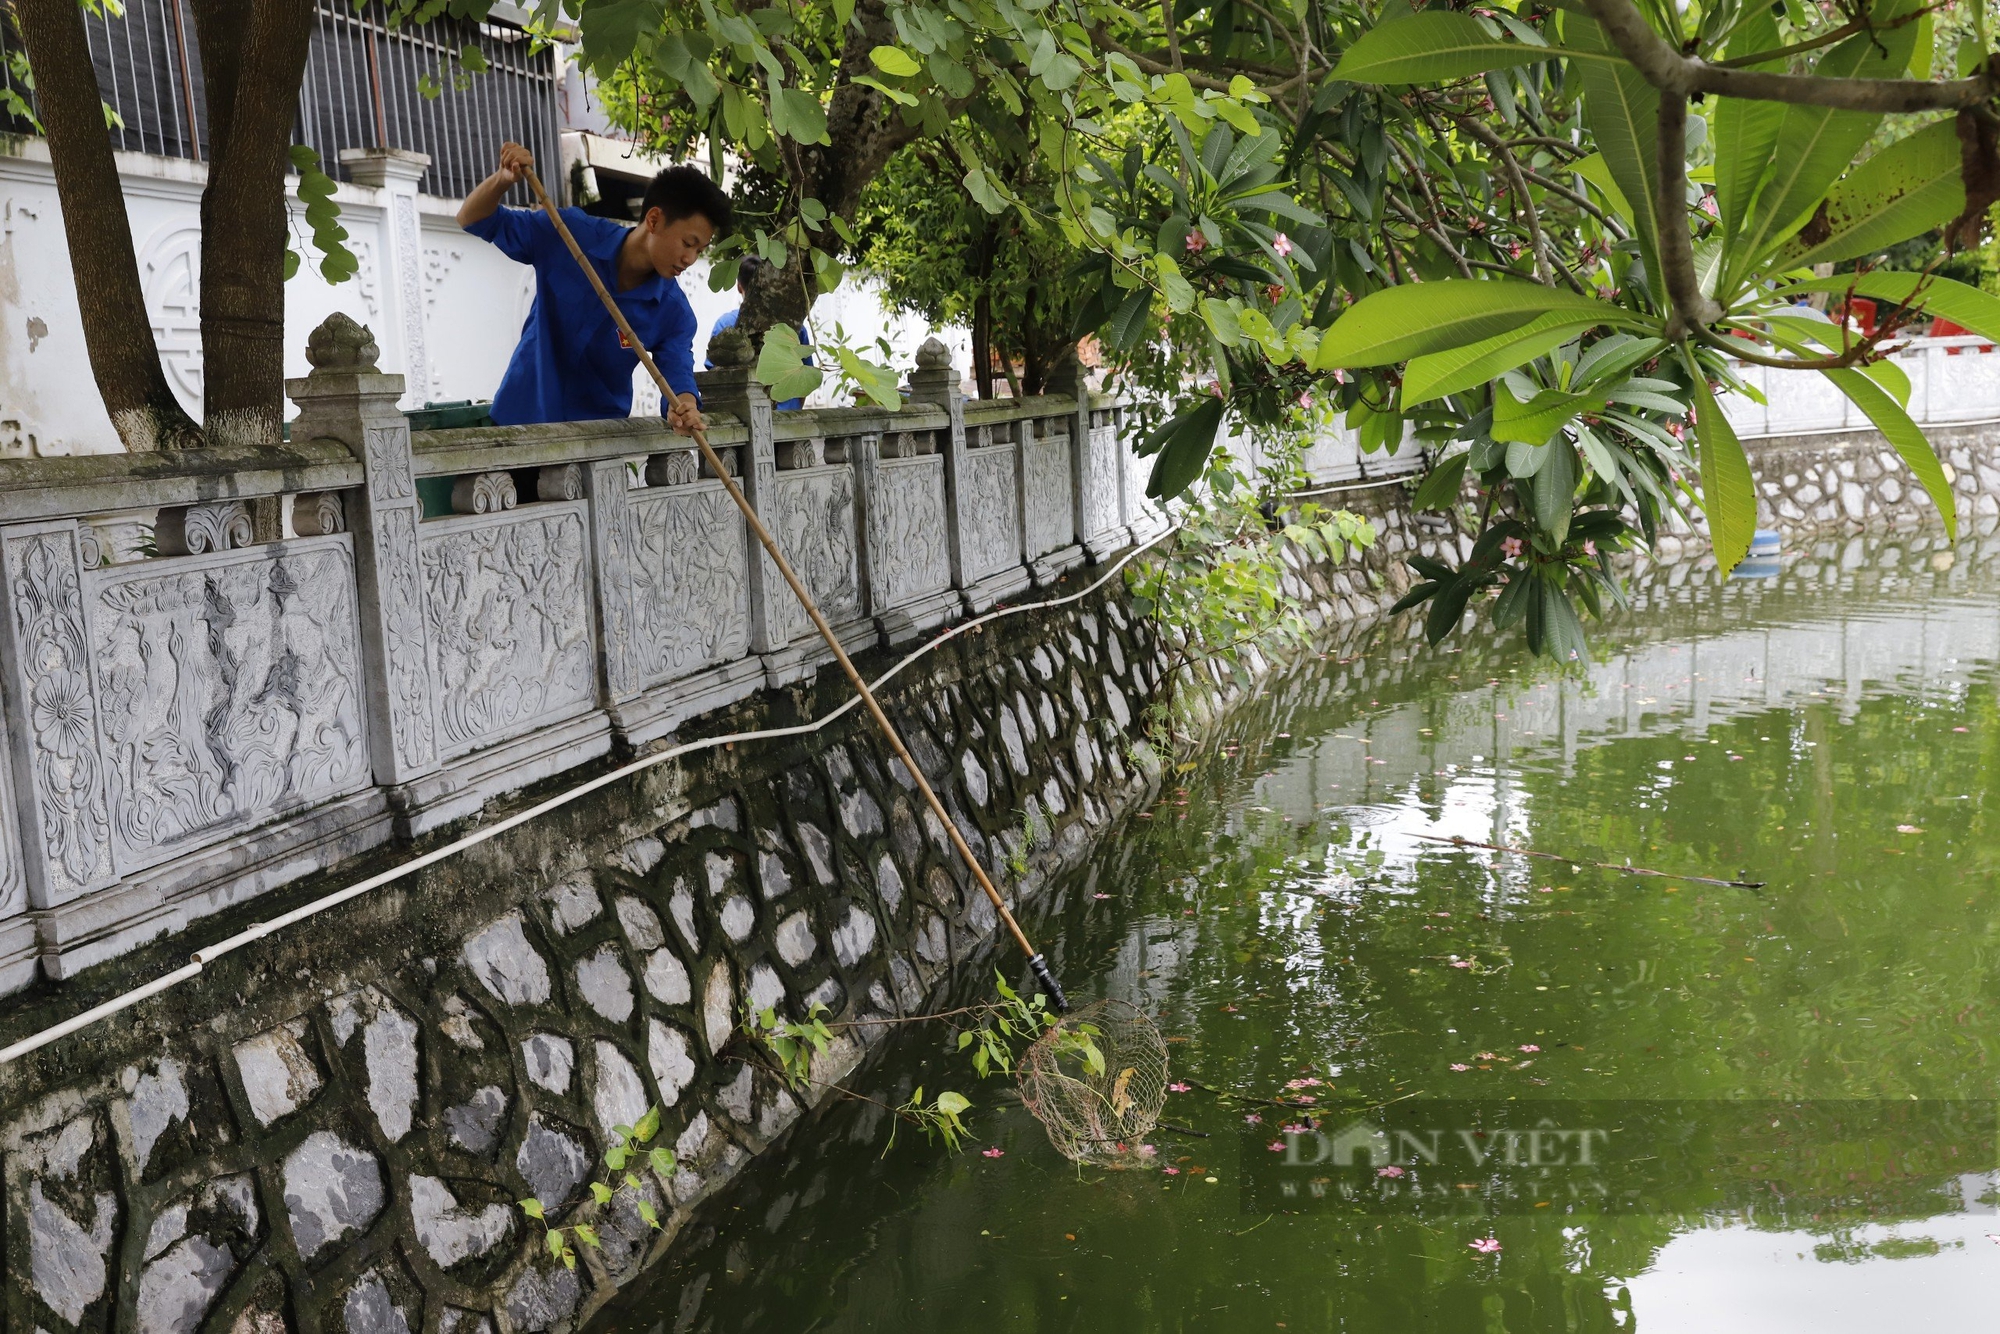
<box><xmin>590</xmin><ymin>529</ymin><xmax>2000</xmax><ymax>1334</ymax></box>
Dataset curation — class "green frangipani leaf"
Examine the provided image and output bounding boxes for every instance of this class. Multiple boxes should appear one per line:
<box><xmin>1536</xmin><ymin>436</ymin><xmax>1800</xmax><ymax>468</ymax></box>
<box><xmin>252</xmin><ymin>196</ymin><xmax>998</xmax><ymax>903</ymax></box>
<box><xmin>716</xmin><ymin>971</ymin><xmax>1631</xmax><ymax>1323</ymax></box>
<box><xmin>1779</xmin><ymin>121</ymin><xmax>1966</xmax><ymax>271</ymax></box>
<box><xmin>1772</xmin><ymin>273</ymin><xmax>2000</xmax><ymax>342</ymax></box>
<box><xmin>1563</xmin><ymin>10</ymin><xmax>1663</xmax><ymax>285</ymax></box>
<box><xmin>1492</xmin><ymin>383</ymin><xmax>1604</xmax><ymax>447</ymax></box>
<box><xmin>1331</xmin><ymin>10</ymin><xmax>1579</xmax><ymax>85</ymax></box>
<box><xmin>1822</xmin><ymin>368</ymin><xmax>1955</xmax><ymax>539</ymax></box>
<box><xmin>1315</xmin><ymin>279</ymin><xmax>1622</xmax><ymax>369</ymax></box>
<box><xmin>1685</xmin><ymin>351</ymin><xmax>1756</xmax><ymax>575</ymax></box>
<box><xmin>1401</xmin><ymin>312</ymin><xmax>1602</xmax><ymax>407</ymax></box>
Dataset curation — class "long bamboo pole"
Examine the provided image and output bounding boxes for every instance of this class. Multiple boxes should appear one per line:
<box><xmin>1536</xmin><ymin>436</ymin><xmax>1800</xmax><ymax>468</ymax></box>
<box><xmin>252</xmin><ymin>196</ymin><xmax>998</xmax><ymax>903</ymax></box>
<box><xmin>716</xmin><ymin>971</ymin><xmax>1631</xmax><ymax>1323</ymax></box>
<box><xmin>521</xmin><ymin>168</ymin><xmax>1068</xmax><ymax>1009</ymax></box>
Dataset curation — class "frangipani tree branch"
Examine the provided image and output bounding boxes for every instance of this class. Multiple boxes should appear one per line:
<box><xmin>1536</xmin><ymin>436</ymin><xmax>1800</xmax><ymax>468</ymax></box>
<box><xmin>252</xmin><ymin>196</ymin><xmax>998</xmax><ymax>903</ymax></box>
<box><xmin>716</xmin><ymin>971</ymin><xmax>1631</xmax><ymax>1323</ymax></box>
<box><xmin>1580</xmin><ymin>0</ymin><xmax>2000</xmax><ymax>109</ymax></box>
<box><xmin>1654</xmin><ymin>93</ymin><xmax>1721</xmax><ymax>337</ymax></box>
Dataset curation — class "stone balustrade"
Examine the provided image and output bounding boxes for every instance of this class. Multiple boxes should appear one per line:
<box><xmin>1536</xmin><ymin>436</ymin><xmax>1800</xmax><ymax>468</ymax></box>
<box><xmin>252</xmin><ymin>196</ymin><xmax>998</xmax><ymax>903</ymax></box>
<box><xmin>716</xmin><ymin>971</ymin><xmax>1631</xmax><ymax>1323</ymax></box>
<box><xmin>0</xmin><ymin>316</ymin><xmax>1167</xmax><ymax>994</ymax></box>
<box><xmin>1721</xmin><ymin>334</ymin><xmax>2000</xmax><ymax>438</ymax></box>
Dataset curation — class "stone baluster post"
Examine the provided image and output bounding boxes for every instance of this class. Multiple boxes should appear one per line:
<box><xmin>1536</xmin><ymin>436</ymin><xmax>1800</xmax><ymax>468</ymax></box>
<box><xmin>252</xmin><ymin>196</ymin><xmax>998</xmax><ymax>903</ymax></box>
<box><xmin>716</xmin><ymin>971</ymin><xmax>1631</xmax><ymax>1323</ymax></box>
<box><xmin>340</xmin><ymin>148</ymin><xmax>434</xmax><ymax>412</ymax></box>
<box><xmin>1047</xmin><ymin>355</ymin><xmax>1120</xmax><ymax>561</ymax></box>
<box><xmin>905</xmin><ymin>337</ymin><xmax>972</xmax><ymax>593</ymax></box>
<box><xmin>286</xmin><ymin>314</ymin><xmax>442</xmax><ymax>790</ymax></box>
<box><xmin>696</xmin><ymin>329</ymin><xmax>784</xmax><ymax>653</ymax></box>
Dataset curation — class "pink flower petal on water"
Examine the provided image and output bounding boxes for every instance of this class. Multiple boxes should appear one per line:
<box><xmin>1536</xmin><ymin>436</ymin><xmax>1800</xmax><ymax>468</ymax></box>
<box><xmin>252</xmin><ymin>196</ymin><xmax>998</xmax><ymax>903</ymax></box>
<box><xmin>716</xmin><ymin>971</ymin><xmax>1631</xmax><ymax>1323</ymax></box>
<box><xmin>1137</xmin><ymin>1144</ymin><xmax>1158</xmax><ymax>1157</ymax></box>
<box><xmin>1168</xmin><ymin>1081</ymin><xmax>1192</xmax><ymax>1093</ymax></box>
<box><xmin>1377</xmin><ymin>1165</ymin><xmax>1405</xmax><ymax>1178</ymax></box>
<box><xmin>1470</xmin><ymin>1237</ymin><xmax>1503</xmax><ymax>1254</ymax></box>
<box><xmin>1451</xmin><ymin>960</ymin><xmax>1472</xmax><ymax>969</ymax></box>
<box><xmin>1245</xmin><ymin>1113</ymin><xmax>1263</xmax><ymax>1124</ymax></box>
<box><xmin>1897</xmin><ymin>824</ymin><xmax>1924</xmax><ymax>834</ymax></box>
<box><xmin>982</xmin><ymin>1147</ymin><xmax>1004</xmax><ymax>1158</ymax></box>
<box><xmin>1450</xmin><ymin>1063</ymin><xmax>1471</xmax><ymax>1072</ymax></box>
<box><xmin>1268</xmin><ymin>1140</ymin><xmax>1287</xmax><ymax>1152</ymax></box>
<box><xmin>1519</xmin><ymin>1044</ymin><xmax>1540</xmax><ymax>1053</ymax></box>
<box><xmin>1163</xmin><ymin>1166</ymin><xmax>1181</xmax><ymax>1175</ymax></box>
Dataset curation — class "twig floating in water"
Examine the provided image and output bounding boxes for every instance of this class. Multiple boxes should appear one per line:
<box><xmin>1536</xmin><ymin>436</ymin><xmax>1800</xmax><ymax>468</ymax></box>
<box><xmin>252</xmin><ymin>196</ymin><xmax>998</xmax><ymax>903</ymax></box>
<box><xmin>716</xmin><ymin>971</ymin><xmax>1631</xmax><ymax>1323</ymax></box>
<box><xmin>1406</xmin><ymin>833</ymin><xmax>1765</xmax><ymax>890</ymax></box>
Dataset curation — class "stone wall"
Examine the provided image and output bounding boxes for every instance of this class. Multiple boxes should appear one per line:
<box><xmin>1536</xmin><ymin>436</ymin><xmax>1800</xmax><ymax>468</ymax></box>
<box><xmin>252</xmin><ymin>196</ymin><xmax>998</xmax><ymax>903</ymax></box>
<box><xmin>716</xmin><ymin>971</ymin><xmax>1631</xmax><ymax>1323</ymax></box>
<box><xmin>0</xmin><ymin>577</ymin><xmax>1166</xmax><ymax>1334</ymax></box>
<box><xmin>1750</xmin><ymin>421</ymin><xmax>2000</xmax><ymax>537</ymax></box>
<box><xmin>0</xmin><ymin>455</ymin><xmax>1461</xmax><ymax>1334</ymax></box>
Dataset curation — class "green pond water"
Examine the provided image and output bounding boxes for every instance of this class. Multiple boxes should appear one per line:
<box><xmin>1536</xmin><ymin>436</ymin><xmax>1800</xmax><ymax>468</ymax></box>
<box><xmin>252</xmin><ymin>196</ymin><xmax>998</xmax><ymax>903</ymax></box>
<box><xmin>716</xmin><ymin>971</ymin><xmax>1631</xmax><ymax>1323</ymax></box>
<box><xmin>596</xmin><ymin>532</ymin><xmax>2000</xmax><ymax>1333</ymax></box>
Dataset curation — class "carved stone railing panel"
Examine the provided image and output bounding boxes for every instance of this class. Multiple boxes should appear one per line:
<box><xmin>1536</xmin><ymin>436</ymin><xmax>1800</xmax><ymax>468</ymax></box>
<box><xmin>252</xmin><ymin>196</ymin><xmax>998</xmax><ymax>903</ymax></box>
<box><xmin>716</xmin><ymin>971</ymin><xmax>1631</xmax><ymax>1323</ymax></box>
<box><xmin>0</xmin><ymin>520</ymin><xmax>116</xmax><ymax>908</ymax></box>
<box><xmin>1081</xmin><ymin>404</ymin><xmax>1127</xmax><ymax>556</ymax></box>
<box><xmin>1025</xmin><ymin>421</ymin><xmax>1076</xmax><ymax>561</ymax></box>
<box><xmin>629</xmin><ymin>482</ymin><xmax>752</xmax><ymax>683</ymax></box>
<box><xmin>867</xmin><ymin>455</ymin><xmax>951</xmax><ymax>609</ymax></box>
<box><xmin>961</xmin><ymin>443</ymin><xmax>1021</xmax><ymax>582</ymax></box>
<box><xmin>758</xmin><ymin>466</ymin><xmax>861</xmax><ymax>649</ymax></box>
<box><xmin>418</xmin><ymin>505</ymin><xmax>598</xmax><ymax>758</ymax></box>
<box><xmin>89</xmin><ymin>538</ymin><xmax>372</xmax><ymax>872</ymax></box>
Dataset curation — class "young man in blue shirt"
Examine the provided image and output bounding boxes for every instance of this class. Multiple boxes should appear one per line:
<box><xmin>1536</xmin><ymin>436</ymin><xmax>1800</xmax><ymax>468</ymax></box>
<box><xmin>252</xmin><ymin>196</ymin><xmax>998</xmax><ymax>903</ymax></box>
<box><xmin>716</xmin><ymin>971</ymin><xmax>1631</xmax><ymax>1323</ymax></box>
<box><xmin>457</xmin><ymin>142</ymin><xmax>730</xmax><ymax>432</ymax></box>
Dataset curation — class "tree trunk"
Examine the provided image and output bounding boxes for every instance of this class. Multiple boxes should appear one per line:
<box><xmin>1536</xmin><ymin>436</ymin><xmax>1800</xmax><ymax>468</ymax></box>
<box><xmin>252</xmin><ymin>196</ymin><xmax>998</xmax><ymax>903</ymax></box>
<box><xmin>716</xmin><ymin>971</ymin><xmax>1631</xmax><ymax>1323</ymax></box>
<box><xmin>11</xmin><ymin>0</ymin><xmax>203</xmax><ymax>450</ymax></box>
<box><xmin>190</xmin><ymin>0</ymin><xmax>314</xmax><ymax>447</ymax></box>
<box><xmin>737</xmin><ymin>0</ymin><xmax>926</xmax><ymax>343</ymax></box>
<box><xmin>972</xmin><ymin>290</ymin><xmax>993</xmax><ymax>400</ymax></box>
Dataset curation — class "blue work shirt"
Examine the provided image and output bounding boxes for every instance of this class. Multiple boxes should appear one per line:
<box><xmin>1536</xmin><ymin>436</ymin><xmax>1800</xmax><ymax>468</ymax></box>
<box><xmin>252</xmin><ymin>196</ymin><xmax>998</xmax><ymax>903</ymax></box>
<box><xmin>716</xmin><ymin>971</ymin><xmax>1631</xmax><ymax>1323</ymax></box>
<box><xmin>464</xmin><ymin>205</ymin><xmax>698</xmax><ymax>426</ymax></box>
<box><xmin>707</xmin><ymin>307</ymin><xmax>810</xmax><ymax>411</ymax></box>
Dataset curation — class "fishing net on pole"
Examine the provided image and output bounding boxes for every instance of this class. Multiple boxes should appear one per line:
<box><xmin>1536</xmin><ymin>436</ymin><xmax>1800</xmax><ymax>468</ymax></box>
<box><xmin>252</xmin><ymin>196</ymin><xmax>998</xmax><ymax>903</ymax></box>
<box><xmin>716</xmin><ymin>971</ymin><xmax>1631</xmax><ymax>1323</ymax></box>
<box><xmin>1017</xmin><ymin>999</ymin><xmax>1169</xmax><ymax>1166</ymax></box>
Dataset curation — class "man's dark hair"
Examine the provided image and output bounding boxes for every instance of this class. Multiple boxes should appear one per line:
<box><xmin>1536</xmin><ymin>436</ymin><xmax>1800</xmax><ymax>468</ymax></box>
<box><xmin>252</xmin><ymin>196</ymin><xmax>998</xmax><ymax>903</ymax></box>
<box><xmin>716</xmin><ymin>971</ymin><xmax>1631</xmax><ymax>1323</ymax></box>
<box><xmin>642</xmin><ymin>165</ymin><xmax>733</xmax><ymax>233</ymax></box>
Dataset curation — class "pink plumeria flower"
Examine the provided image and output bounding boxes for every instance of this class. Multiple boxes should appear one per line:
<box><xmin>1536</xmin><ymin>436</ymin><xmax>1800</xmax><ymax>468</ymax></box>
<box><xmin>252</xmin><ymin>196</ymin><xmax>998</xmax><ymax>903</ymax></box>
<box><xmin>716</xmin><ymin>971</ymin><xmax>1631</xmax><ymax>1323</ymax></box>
<box><xmin>1163</xmin><ymin>1165</ymin><xmax>1181</xmax><ymax>1175</ymax></box>
<box><xmin>1377</xmin><ymin>1165</ymin><xmax>1405</xmax><ymax>1178</ymax></box>
<box><xmin>1519</xmin><ymin>1044</ymin><xmax>1541</xmax><ymax>1053</ymax></box>
<box><xmin>1268</xmin><ymin>1140</ymin><xmax>1287</xmax><ymax>1152</ymax></box>
<box><xmin>1245</xmin><ymin>1113</ymin><xmax>1263</xmax><ymax>1124</ymax></box>
<box><xmin>1283</xmin><ymin>1122</ymin><xmax>1311</xmax><ymax>1134</ymax></box>
<box><xmin>1502</xmin><ymin>536</ymin><xmax>1524</xmax><ymax>559</ymax></box>
<box><xmin>1451</xmin><ymin>959</ymin><xmax>1472</xmax><ymax>970</ymax></box>
<box><xmin>1478</xmin><ymin>1052</ymin><xmax>1499</xmax><ymax>1061</ymax></box>
<box><xmin>1470</xmin><ymin>1237</ymin><xmax>1503</xmax><ymax>1254</ymax></box>
<box><xmin>1582</xmin><ymin>540</ymin><xmax>1597</xmax><ymax>557</ymax></box>
<box><xmin>1168</xmin><ymin>1081</ymin><xmax>1192</xmax><ymax>1093</ymax></box>
<box><xmin>1293</xmin><ymin>1095</ymin><xmax>1316</xmax><ymax>1105</ymax></box>
<box><xmin>982</xmin><ymin>1147</ymin><xmax>1005</xmax><ymax>1158</ymax></box>
<box><xmin>1273</xmin><ymin>232</ymin><xmax>1293</xmax><ymax>257</ymax></box>
<box><xmin>1185</xmin><ymin>230</ymin><xmax>1208</xmax><ymax>254</ymax></box>
<box><xmin>1451</xmin><ymin>1063</ymin><xmax>1471</xmax><ymax>1071</ymax></box>
<box><xmin>1137</xmin><ymin>1144</ymin><xmax>1158</xmax><ymax>1157</ymax></box>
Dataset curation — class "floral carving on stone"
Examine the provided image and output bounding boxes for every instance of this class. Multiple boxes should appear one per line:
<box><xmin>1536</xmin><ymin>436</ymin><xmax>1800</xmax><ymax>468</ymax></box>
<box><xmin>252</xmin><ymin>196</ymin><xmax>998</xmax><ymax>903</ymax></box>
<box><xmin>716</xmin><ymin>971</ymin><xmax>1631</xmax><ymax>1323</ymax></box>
<box><xmin>3</xmin><ymin>530</ymin><xmax>112</xmax><ymax>895</ymax></box>
<box><xmin>761</xmin><ymin>470</ymin><xmax>858</xmax><ymax>646</ymax></box>
<box><xmin>1025</xmin><ymin>435</ymin><xmax>1073</xmax><ymax>558</ymax></box>
<box><xmin>377</xmin><ymin>508</ymin><xmax>437</xmax><ymax>769</ymax></box>
<box><xmin>364</xmin><ymin>426</ymin><xmax>415</xmax><ymax>504</ymax></box>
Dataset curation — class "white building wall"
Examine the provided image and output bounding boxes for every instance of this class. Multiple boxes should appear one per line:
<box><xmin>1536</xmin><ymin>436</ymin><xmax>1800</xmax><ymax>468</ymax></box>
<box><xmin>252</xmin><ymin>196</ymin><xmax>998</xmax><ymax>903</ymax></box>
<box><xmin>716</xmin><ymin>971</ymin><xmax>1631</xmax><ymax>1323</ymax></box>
<box><xmin>0</xmin><ymin>138</ymin><xmax>965</xmax><ymax>455</ymax></box>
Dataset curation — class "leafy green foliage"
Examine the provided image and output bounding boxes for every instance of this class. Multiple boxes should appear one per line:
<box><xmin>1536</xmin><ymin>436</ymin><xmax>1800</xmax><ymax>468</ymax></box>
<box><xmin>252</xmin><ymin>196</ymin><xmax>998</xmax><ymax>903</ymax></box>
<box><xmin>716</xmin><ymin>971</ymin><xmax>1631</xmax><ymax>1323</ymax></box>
<box><xmin>286</xmin><ymin>146</ymin><xmax>357</xmax><ymax>284</ymax></box>
<box><xmin>516</xmin><ymin>1103</ymin><xmax>673</xmax><ymax>1271</ymax></box>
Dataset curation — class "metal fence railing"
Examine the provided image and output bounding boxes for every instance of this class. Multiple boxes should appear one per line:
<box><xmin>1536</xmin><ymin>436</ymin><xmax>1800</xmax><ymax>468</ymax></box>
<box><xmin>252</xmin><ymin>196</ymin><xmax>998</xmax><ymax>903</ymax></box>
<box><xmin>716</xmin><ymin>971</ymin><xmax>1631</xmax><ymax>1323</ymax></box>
<box><xmin>0</xmin><ymin>1</ymin><xmax>559</xmax><ymax>203</ymax></box>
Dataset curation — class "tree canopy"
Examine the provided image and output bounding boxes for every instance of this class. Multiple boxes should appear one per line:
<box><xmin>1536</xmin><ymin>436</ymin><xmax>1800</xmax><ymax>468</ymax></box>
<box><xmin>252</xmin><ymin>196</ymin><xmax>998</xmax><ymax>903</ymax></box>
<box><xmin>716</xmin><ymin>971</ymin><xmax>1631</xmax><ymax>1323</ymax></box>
<box><xmin>15</xmin><ymin>0</ymin><xmax>2000</xmax><ymax>656</ymax></box>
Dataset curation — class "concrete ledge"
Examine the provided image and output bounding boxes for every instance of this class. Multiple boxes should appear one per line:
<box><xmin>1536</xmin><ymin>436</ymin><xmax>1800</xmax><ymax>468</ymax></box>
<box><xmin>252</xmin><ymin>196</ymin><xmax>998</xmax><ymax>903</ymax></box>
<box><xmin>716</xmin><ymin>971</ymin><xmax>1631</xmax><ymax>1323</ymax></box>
<box><xmin>609</xmin><ymin>657</ymin><xmax>768</xmax><ymax>749</ymax></box>
<box><xmin>391</xmin><ymin>710</ymin><xmax>616</xmax><ymax>836</ymax></box>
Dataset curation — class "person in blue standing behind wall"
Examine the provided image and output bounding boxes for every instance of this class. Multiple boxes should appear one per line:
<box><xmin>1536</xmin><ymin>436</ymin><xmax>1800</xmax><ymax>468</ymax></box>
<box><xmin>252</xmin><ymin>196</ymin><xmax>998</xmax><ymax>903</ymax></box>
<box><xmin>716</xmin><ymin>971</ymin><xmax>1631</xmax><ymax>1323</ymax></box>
<box><xmin>457</xmin><ymin>141</ymin><xmax>731</xmax><ymax>432</ymax></box>
<box><xmin>706</xmin><ymin>256</ymin><xmax>811</xmax><ymax>410</ymax></box>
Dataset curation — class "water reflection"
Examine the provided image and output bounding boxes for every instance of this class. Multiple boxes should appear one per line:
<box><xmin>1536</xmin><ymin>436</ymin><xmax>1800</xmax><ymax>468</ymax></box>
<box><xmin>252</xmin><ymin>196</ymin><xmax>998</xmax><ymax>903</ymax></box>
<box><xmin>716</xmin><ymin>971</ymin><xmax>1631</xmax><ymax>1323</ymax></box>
<box><xmin>591</xmin><ymin>531</ymin><xmax>2000</xmax><ymax>1334</ymax></box>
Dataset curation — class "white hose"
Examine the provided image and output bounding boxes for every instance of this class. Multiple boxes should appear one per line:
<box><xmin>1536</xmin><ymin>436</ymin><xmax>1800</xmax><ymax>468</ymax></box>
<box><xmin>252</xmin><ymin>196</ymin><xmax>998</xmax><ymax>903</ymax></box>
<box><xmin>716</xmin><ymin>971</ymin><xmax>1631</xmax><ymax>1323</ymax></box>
<box><xmin>0</xmin><ymin>527</ymin><xmax>1180</xmax><ymax>1067</ymax></box>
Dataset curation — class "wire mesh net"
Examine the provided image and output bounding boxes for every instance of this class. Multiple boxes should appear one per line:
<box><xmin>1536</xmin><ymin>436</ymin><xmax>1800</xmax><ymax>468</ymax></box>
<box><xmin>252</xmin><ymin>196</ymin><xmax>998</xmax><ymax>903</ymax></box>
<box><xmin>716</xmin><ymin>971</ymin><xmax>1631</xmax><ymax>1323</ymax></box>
<box><xmin>1016</xmin><ymin>999</ymin><xmax>1170</xmax><ymax>1166</ymax></box>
